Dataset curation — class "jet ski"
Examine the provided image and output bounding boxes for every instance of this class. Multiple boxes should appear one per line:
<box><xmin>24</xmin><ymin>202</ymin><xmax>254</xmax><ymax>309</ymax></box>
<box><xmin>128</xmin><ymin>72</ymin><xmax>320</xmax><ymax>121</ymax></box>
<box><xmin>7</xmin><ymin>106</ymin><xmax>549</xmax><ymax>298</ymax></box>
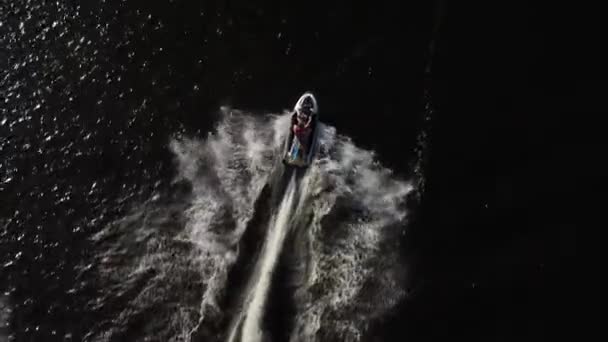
<box><xmin>282</xmin><ymin>92</ymin><xmax>319</xmax><ymax>168</ymax></box>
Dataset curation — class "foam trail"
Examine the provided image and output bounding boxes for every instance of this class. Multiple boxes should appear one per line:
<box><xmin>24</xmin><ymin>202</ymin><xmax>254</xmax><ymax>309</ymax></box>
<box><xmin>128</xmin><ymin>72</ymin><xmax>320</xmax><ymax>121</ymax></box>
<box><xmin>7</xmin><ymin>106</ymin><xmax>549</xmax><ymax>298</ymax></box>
<box><xmin>84</xmin><ymin>108</ymin><xmax>413</xmax><ymax>342</ymax></box>
<box><xmin>236</xmin><ymin>174</ymin><xmax>298</xmax><ymax>342</ymax></box>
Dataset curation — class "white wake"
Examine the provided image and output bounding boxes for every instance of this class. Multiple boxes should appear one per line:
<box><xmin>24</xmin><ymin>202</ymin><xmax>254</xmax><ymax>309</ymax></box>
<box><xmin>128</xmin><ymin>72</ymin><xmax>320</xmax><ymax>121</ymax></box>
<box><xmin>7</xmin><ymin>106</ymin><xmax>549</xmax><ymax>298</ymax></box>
<box><xmin>87</xmin><ymin>107</ymin><xmax>414</xmax><ymax>342</ymax></box>
<box><xmin>236</xmin><ymin>174</ymin><xmax>297</xmax><ymax>342</ymax></box>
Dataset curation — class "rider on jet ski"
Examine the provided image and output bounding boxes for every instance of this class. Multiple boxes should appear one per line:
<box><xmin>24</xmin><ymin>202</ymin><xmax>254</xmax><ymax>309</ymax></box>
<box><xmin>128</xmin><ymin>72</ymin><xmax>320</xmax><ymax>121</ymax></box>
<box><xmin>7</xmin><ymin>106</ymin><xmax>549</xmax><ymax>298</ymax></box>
<box><xmin>289</xmin><ymin>97</ymin><xmax>314</xmax><ymax>159</ymax></box>
<box><xmin>283</xmin><ymin>91</ymin><xmax>319</xmax><ymax>167</ymax></box>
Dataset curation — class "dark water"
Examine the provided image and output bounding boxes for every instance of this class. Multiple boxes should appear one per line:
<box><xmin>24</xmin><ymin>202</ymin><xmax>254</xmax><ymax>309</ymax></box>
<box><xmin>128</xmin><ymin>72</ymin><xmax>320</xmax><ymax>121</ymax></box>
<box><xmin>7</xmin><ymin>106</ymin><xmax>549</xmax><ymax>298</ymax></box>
<box><xmin>1</xmin><ymin>0</ymin><xmax>571</xmax><ymax>341</ymax></box>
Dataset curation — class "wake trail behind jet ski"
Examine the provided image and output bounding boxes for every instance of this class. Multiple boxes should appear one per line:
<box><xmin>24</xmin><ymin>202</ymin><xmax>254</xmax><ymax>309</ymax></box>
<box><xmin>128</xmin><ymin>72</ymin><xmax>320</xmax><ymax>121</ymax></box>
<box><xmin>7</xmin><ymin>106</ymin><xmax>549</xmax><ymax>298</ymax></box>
<box><xmin>227</xmin><ymin>171</ymin><xmax>299</xmax><ymax>342</ymax></box>
<box><xmin>86</xmin><ymin>105</ymin><xmax>412</xmax><ymax>342</ymax></box>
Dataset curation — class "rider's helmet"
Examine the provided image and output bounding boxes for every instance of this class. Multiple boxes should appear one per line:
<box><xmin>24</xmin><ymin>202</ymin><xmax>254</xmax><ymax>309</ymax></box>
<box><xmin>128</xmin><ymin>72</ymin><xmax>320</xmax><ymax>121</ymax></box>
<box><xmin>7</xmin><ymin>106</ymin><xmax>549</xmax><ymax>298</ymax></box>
<box><xmin>294</xmin><ymin>92</ymin><xmax>318</xmax><ymax>118</ymax></box>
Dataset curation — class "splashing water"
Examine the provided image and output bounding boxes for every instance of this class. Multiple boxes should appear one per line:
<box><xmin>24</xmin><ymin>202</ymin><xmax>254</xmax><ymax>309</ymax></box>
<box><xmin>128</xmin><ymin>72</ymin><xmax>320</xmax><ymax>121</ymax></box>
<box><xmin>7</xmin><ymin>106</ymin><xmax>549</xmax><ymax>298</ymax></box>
<box><xmin>85</xmin><ymin>107</ymin><xmax>413</xmax><ymax>342</ymax></box>
<box><xmin>235</xmin><ymin>174</ymin><xmax>297</xmax><ymax>342</ymax></box>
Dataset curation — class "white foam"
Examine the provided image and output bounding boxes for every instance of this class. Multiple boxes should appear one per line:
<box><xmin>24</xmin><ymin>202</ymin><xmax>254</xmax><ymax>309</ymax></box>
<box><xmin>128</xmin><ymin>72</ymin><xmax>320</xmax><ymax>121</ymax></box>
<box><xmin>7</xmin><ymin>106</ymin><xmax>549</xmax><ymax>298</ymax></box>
<box><xmin>239</xmin><ymin>175</ymin><xmax>297</xmax><ymax>342</ymax></box>
<box><xmin>171</xmin><ymin>109</ymin><xmax>288</xmax><ymax>335</ymax></box>
<box><xmin>287</xmin><ymin>124</ymin><xmax>412</xmax><ymax>342</ymax></box>
<box><xmin>88</xmin><ymin>106</ymin><xmax>415</xmax><ymax>342</ymax></box>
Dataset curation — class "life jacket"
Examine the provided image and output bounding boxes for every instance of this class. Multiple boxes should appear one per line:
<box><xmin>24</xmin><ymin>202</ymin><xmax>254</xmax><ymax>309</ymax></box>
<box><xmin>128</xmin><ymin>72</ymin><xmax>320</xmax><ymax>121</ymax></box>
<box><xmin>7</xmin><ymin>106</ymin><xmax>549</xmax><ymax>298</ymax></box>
<box><xmin>293</xmin><ymin>123</ymin><xmax>311</xmax><ymax>142</ymax></box>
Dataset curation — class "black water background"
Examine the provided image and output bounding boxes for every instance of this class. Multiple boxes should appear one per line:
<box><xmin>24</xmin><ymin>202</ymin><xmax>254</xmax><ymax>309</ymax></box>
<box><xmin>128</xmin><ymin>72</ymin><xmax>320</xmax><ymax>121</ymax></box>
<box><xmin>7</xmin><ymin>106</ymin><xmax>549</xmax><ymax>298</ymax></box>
<box><xmin>1</xmin><ymin>0</ymin><xmax>573</xmax><ymax>341</ymax></box>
